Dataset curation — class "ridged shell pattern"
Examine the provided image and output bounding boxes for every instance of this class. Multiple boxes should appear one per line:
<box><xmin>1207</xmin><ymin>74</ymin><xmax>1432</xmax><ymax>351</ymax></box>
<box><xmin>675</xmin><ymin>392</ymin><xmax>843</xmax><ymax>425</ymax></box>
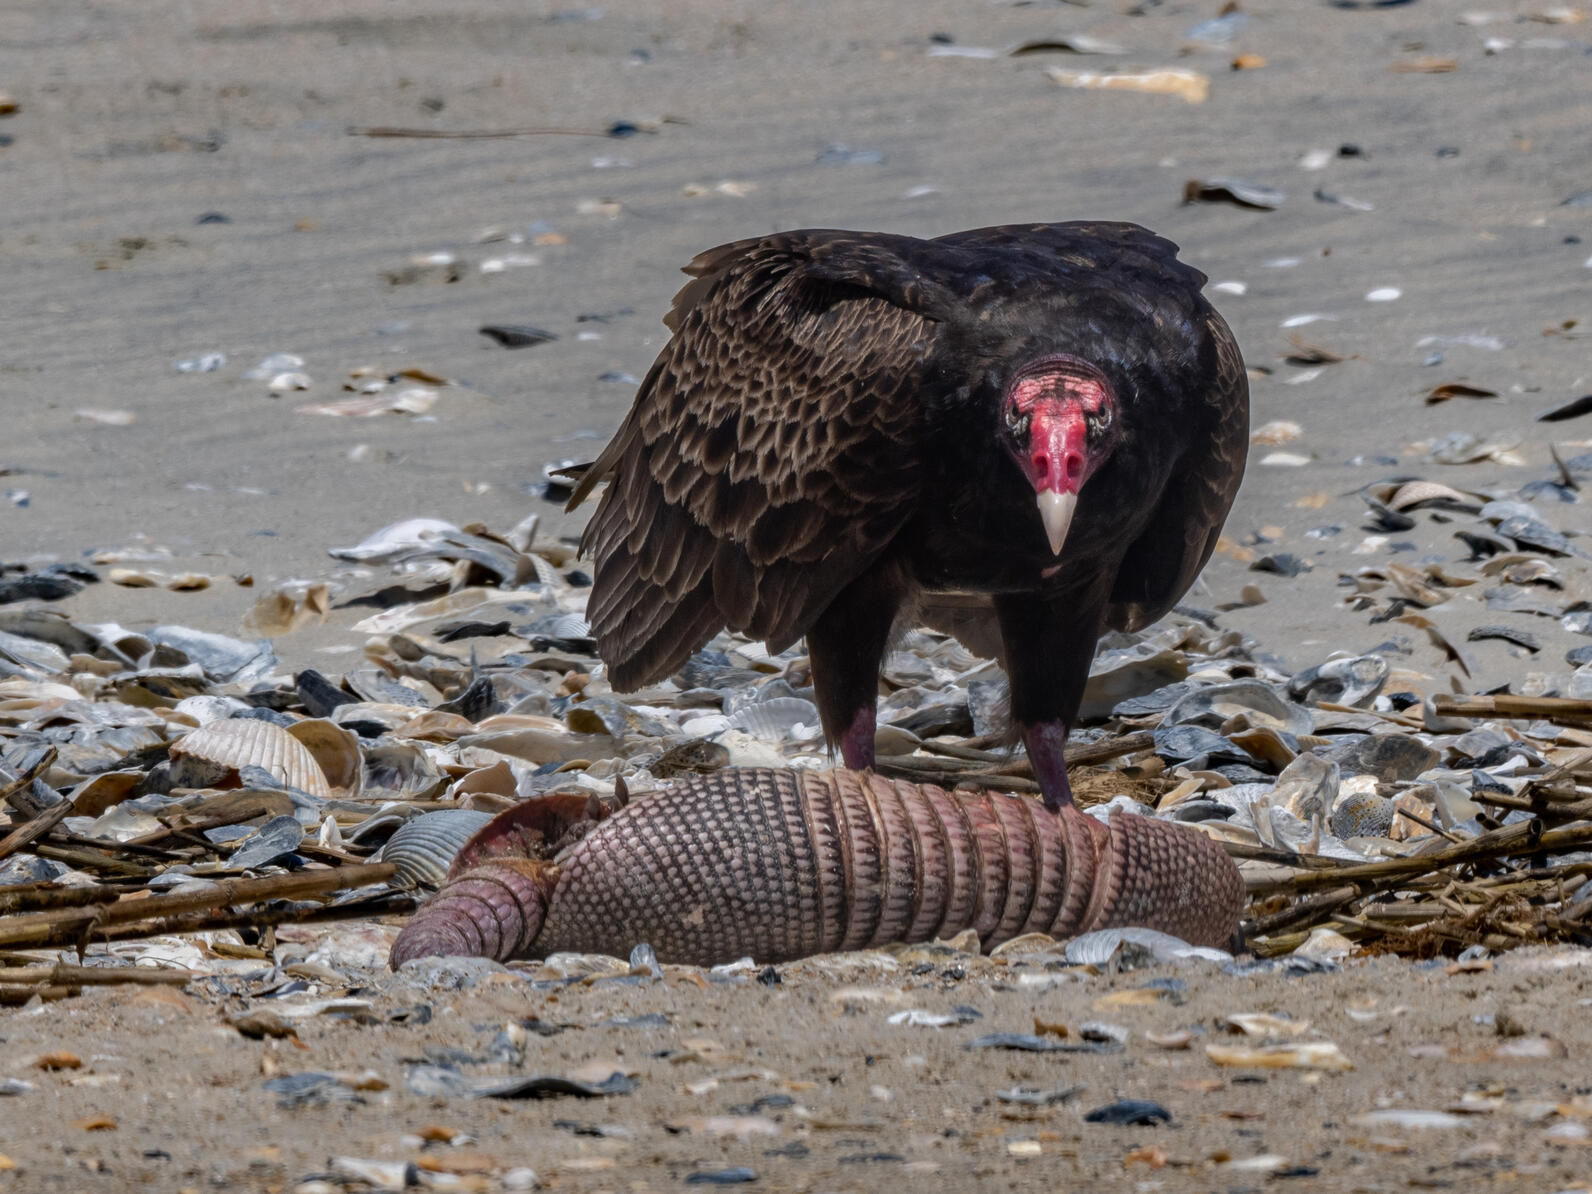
<box><xmin>169</xmin><ymin>718</ymin><xmax>332</xmax><ymax>800</ymax></box>
<box><xmin>379</xmin><ymin>809</ymin><xmax>495</xmax><ymax>889</ymax></box>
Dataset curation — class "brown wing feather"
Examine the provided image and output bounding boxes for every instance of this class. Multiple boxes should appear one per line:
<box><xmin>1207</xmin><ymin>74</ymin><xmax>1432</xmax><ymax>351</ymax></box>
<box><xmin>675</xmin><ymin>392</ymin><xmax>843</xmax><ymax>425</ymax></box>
<box><xmin>570</xmin><ymin>232</ymin><xmax>937</xmax><ymax>689</ymax></box>
<box><xmin>1107</xmin><ymin>310</ymin><xmax>1249</xmax><ymax>631</ymax></box>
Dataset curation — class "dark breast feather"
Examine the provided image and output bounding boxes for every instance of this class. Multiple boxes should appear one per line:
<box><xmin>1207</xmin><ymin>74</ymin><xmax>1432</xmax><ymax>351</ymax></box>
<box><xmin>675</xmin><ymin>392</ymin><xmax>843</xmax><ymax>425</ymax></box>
<box><xmin>567</xmin><ymin>231</ymin><xmax>941</xmax><ymax>689</ymax></box>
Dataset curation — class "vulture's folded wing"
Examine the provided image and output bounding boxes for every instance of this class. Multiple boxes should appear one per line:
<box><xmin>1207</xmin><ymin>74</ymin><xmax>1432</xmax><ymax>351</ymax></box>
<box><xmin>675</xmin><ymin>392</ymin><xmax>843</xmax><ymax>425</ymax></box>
<box><xmin>1107</xmin><ymin>310</ymin><xmax>1249</xmax><ymax>631</ymax></box>
<box><xmin>569</xmin><ymin>231</ymin><xmax>942</xmax><ymax>688</ymax></box>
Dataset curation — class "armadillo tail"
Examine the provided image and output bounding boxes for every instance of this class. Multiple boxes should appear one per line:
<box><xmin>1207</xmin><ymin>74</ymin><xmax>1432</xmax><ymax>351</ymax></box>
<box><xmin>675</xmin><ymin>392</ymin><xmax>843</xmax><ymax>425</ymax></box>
<box><xmin>389</xmin><ymin>860</ymin><xmax>553</xmax><ymax>968</ymax></box>
<box><xmin>1080</xmin><ymin>810</ymin><xmax>1245</xmax><ymax>949</ymax></box>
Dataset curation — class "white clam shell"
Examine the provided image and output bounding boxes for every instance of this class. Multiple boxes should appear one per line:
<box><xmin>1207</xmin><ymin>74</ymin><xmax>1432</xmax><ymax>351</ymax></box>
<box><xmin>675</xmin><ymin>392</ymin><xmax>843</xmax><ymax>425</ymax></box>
<box><xmin>169</xmin><ymin>718</ymin><xmax>331</xmax><ymax>799</ymax></box>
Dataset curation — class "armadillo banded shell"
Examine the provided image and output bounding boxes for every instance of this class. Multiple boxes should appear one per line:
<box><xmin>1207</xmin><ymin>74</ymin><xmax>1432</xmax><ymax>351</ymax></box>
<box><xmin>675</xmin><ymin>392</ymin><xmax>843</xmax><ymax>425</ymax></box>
<box><xmin>518</xmin><ymin>768</ymin><xmax>1242</xmax><ymax>965</ymax></box>
<box><xmin>169</xmin><ymin>718</ymin><xmax>331</xmax><ymax>800</ymax></box>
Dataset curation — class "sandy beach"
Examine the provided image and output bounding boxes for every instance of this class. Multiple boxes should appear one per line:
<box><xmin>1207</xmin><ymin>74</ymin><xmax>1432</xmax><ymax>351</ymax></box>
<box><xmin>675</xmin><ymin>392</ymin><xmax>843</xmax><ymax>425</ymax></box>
<box><xmin>6</xmin><ymin>0</ymin><xmax>1588</xmax><ymax>687</ymax></box>
<box><xmin>4</xmin><ymin>0</ymin><xmax>1592</xmax><ymax>1189</ymax></box>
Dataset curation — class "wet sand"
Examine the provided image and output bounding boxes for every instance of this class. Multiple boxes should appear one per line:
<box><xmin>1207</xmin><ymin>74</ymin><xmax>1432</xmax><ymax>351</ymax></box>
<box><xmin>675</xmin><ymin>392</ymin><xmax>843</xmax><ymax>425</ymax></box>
<box><xmin>4</xmin><ymin>0</ymin><xmax>1592</xmax><ymax>1188</ymax></box>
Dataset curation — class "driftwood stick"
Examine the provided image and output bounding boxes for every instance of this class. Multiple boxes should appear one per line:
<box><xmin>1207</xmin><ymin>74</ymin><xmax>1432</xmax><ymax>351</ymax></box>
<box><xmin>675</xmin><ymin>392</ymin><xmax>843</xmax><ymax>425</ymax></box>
<box><xmin>871</xmin><ymin>754</ymin><xmax>1043</xmax><ymax>792</ymax></box>
<box><xmin>874</xmin><ymin>754</ymin><xmax>977</xmax><ymax>776</ymax></box>
<box><xmin>30</xmin><ymin>842</ymin><xmax>154</xmax><ymax>878</ymax></box>
<box><xmin>81</xmin><ymin>890</ymin><xmax>418</xmax><ymax>946</ymax></box>
<box><xmin>1243</xmin><ymin>885</ymin><xmax>1361</xmax><ymax>937</ymax></box>
<box><xmin>0</xmin><ymin>985</ymin><xmax>79</xmax><ymax>1006</ymax></box>
<box><xmin>1472</xmin><ymin>790</ymin><xmax>1592</xmax><ymax>820</ymax></box>
<box><xmin>0</xmin><ymin>883</ymin><xmax>120</xmax><ymax>917</ymax></box>
<box><xmin>876</xmin><ymin>731</ymin><xmax>1155</xmax><ymax>792</ymax></box>
<box><xmin>1065</xmin><ymin>731</ymin><xmax>1158</xmax><ymax>767</ymax></box>
<box><xmin>1246</xmin><ymin>820</ymin><xmax>1592</xmax><ymax>896</ymax></box>
<box><xmin>0</xmin><ymin>963</ymin><xmax>195</xmax><ymax>986</ymax></box>
<box><xmin>0</xmin><ymin>862</ymin><xmax>396</xmax><ymax>948</ymax></box>
<box><xmin>0</xmin><ymin>745</ymin><xmax>57</xmax><ymax>814</ymax></box>
<box><xmin>1228</xmin><ymin>841</ymin><xmax>1354</xmax><ymax>870</ymax></box>
<box><xmin>1432</xmin><ymin>694</ymin><xmax>1592</xmax><ymax>725</ymax></box>
<box><xmin>916</xmin><ymin>740</ymin><xmax>1002</xmax><ymax>763</ymax></box>
<box><xmin>1316</xmin><ymin>701</ymin><xmax>1423</xmax><ymax>729</ymax></box>
<box><xmin>0</xmin><ymin>796</ymin><xmax>77</xmax><ymax>864</ymax></box>
<box><xmin>51</xmin><ymin>831</ymin><xmax>196</xmax><ymax>861</ymax></box>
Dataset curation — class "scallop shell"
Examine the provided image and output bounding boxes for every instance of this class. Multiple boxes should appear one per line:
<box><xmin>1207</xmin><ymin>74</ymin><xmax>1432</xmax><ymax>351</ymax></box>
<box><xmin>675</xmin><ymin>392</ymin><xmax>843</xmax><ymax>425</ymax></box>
<box><xmin>723</xmin><ymin>697</ymin><xmax>822</xmax><ymax>742</ymax></box>
<box><xmin>284</xmin><ymin>718</ymin><xmax>362</xmax><ymax>797</ymax></box>
<box><xmin>544</xmin><ymin>612</ymin><xmax>590</xmax><ymax>639</ymax></box>
<box><xmin>526</xmin><ymin>551</ymin><xmax>564</xmax><ymax>588</ymax></box>
<box><xmin>169</xmin><ymin>718</ymin><xmax>331</xmax><ymax>799</ymax></box>
<box><xmin>378</xmin><ymin>809</ymin><xmax>495</xmax><ymax>889</ymax></box>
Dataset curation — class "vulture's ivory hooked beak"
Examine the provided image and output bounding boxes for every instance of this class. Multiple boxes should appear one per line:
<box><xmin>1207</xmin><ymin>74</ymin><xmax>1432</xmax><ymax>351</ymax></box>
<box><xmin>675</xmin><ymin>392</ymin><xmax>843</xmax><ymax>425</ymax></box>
<box><xmin>1037</xmin><ymin>489</ymin><xmax>1077</xmax><ymax>556</ymax></box>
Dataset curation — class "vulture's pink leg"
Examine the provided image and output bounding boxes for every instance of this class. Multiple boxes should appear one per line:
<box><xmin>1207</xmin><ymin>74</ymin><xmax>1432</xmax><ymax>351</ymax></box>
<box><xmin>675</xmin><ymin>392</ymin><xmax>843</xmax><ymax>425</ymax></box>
<box><xmin>838</xmin><ymin>705</ymin><xmax>878</xmax><ymax>770</ymax></box>
<box><xmin>1022</xmin><ymin>721</ymin><xmax>1075</xmax><ymax>810</ymax></box>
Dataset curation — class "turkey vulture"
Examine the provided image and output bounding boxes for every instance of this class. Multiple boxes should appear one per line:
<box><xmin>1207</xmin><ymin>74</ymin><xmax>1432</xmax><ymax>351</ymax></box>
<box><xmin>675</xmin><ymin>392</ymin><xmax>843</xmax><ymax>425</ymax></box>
<box><xmin>566</xmin><ymin>222</ymin><xmax>1248</xmax><ymax>809</ymax></box>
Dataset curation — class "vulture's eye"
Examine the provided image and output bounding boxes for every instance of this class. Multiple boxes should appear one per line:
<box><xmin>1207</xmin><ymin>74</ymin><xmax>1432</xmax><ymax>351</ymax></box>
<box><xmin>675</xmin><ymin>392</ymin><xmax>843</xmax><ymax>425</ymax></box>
<box><xmin>1005</xmin><ymin>407</ymin><xmax>1031</xmax><ymax>437</ymax></box>
<box><xmin>1086</xmin><ymin>408</ymin><xmax>1112</xmax><ymax>438</ymax></box>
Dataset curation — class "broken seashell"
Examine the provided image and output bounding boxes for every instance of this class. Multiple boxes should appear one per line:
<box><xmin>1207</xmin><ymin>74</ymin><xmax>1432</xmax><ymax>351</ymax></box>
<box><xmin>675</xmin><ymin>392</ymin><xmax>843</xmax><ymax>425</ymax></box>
<box><xmin>362</xmin><ymin>740</ymin><xmax>447</xmax><ymax>800</ymax></box>
<box><xmin>1379</xmin><ymin>480</ymin><xmax>1485</xmax><ymax>513</ymax></box>
<box><xmin>1287</xmin><ymin>655</ymin><xmax>1388</xmax><ymax>707</ymax></box>
<box><xmin>169</xmin><ymin>718</ymin><xmax>332</xmax><ymax>799</ymax></box>
<box><xmin>228</xmin><ymin>815</ymin><xmax>306</xmax><ymax>870</ymax></box>
<box><xmin>1273</xmin><ymin>752</ymin><xmax>1340</xmax><ymax>823</ymax></box>
<box><xmin>1182</xmin><ymin>177</ymin><xmax>1285</xmax><ymax>209</ymax></box>
<box><xmin>284</xmin><ymin>718</ymin><xmax>363</xmax><ymax>797</ymax></box>
<box><xmin>1162</xmin><ymin>680</ymin><xmax>1313</xmax><ymax>737</ymax></box>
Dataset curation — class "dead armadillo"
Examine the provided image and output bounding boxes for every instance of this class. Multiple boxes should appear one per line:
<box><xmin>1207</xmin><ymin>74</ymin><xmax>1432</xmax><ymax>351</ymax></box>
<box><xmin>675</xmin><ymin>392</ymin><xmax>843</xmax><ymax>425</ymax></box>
<box><xmin>389</xmin><ymin>767</ymin><xmax>1244</xmax><ymax>969</ymax></box>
